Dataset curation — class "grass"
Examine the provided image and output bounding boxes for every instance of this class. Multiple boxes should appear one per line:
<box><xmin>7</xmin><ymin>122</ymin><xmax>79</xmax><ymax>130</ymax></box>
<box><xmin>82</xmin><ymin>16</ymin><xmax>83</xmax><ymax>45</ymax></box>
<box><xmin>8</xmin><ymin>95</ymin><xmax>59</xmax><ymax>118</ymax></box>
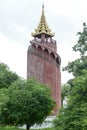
<box><xmin>0</xmin><ymin>126</ymin><xmax>23</xmax><ymax>130</ymax></box>
<box><xmin>0</xmin><ymin>126</ymin><xmax>54</xmax><ymax>130</ymax></box>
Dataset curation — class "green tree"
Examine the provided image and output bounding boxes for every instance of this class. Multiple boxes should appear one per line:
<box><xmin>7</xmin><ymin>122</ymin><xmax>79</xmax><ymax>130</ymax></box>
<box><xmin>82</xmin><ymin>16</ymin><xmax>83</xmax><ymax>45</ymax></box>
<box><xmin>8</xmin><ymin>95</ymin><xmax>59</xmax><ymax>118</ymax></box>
<box><xmin>0</xmin><ymin>88</ymin><xmax>9</xmax><ymax>113</ymax></box>
<box><xmin>0</xmin><ymin>63</ymin><xmax>19</xmax><ymax>89</ymax></box>
<box><xmin>63</xmin><ymin>23</ymin><xmax>87</xmax><ymax>77</ymax></box>
<box><xmin>61</xmin><ymin>84</ymin><xmax>70</xmax><ymax>106</ymax></box>
<box><xmin>54</xmin><ymin>70</ymin><xmax>87</xmax><ymax>130</ymax></box>
<box><xmin>0</xmin><ymin>79</ymin><xmax>55</xmax><ymax>130</ymax></box>
<box><xmin>73</xmin><ymin>22</ymin><xmax>87</xmax><ymax>56</ymax></box>
<box><xmin>54</xmin><ymin>23</ymin><xmax>87</xmax><ymax>130</ymax></box>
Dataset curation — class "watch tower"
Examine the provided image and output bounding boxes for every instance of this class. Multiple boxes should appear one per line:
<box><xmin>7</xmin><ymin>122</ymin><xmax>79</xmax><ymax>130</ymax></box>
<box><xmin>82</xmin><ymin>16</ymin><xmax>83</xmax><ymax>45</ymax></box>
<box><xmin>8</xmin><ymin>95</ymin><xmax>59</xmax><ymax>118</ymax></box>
<box><xmin>27</xmin><ymin>5</ymin><xmax>61</xmax><ymax>115</ymax></box>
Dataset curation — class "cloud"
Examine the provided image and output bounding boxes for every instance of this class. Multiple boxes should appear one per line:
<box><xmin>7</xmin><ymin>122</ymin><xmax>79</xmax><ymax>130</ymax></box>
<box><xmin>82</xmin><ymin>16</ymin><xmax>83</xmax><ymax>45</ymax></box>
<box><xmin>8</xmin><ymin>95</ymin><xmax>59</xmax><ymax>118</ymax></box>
<box><xmin>0</xmin><ymin>32</ymin><xmax>27</xmax><ymax>78</ymax></box>
<box><xmin>44</xmin><ymin>0</ymin><xmax>87</xmax><ymax>17</ymax></box>
<box><xmin>0</xmin><ymin>0</ymin><xmax>42</xmax><ymax>43</ymax></box>
<box><xmin>0</xmin><ymin>0</ymin><xmax>87</xmax><ymax>83</ymax></box>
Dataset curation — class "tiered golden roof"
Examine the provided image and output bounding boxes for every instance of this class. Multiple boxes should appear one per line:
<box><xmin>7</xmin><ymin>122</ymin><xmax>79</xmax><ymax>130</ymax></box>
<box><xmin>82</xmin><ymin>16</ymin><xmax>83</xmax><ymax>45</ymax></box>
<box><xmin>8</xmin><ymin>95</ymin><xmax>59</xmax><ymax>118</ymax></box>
<box><xmin>31</xmin><ymin>4</ymin><xmax>55</xmax><ymax>38</ymax></box>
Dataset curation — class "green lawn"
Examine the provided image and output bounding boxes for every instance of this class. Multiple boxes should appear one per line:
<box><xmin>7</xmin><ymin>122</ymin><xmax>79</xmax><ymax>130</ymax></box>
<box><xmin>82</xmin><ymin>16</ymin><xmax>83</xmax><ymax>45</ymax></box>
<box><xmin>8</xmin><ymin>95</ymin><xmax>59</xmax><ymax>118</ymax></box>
<box><xmin>0</xmin><ymin>126</ymin><xmax>23</xmax><ymax>130</ymax></box>
<box><xmin>0</xmin><ymin>126</ymin><xmax>54</xmax><ymax>130</ymax></box>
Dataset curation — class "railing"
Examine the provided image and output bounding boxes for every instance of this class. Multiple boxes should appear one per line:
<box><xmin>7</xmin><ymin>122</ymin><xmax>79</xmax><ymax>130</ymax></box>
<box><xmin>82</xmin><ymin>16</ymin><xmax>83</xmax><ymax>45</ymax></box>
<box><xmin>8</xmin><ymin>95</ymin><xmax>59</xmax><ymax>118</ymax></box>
<box><xmin>32</xmin><ymin>38</ymin><xmax>56</xmax><ymax>44</ymax></box>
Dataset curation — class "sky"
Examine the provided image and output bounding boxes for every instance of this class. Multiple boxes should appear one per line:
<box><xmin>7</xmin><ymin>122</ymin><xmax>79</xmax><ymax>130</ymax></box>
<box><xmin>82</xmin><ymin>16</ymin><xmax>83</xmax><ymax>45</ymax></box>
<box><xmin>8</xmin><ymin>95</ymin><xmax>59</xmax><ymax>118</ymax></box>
<box><xmin>0</xmin><ymin>0</ymin><xmax>87</xmax><ymax>84</ymax></box>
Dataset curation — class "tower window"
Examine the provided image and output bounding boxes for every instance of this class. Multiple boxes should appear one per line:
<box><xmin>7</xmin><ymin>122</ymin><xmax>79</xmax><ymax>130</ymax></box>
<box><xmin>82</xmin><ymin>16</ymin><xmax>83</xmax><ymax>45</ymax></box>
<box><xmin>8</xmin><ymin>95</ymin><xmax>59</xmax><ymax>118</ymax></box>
<box><xmin>50</xmin><ymin>53</ymin><xmax>55</xmax><ymax>62</ymax></box>
<box><xmin>56</xmin><ymin>57</ymin><xmax>61</xmax><ymax>65</ymax></box>
<box><xmin>44</xmin><ymin>49</ymin><xmax>49</xmax><ymax>60</ymax></box>
<box><xmin>37</xmin><ymin>46</ymin><xmax>42</xmax><ymax>54</ymax></box>
<box><xmin>32</xmin><ymin>44</ymin><xmax>36</xmax><ymax>50</ymax></box>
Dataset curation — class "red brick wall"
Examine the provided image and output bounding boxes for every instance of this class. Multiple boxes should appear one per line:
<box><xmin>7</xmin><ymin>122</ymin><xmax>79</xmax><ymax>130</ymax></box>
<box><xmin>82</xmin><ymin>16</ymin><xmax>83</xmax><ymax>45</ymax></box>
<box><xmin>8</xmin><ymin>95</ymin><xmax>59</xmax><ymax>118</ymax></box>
<box><xmin>27</xmin><ymin>39</ymin><xmax>61</xmax><ymax>115</ymax></box>
<box><xmin>27</xmin><ymin>49</ymin><xmax>44</xmax><ymax>82</ymax></box>
<box><xmin>43</xmin><ymin>60</ymin><xmax>61</xmax><ymax>115</ymax></box>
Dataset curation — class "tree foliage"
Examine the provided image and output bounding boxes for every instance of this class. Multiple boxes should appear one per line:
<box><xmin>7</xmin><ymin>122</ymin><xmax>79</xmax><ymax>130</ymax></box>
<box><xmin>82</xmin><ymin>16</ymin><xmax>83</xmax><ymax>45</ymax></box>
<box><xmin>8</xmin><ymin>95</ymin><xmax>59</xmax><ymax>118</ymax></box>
<box><xmin>0</xmin><ymin>63</ymin><xmax>19</xmax><ymax>89</ymax></box>
<box><xmin>54</xmin><ymin>23</ymin><xmax>87</xmax><ymax>130</ymax></box>
<box><xmin>54</xmin><ymin>70</ymin><xmax>87</xmax><ymax>130</ymax></box>
<box><xmin>0</xmin><ymin>79</ymin><xmax>55</xmax><ymax>130</ymax></box>
<box><xmin>61</xmin><ymin>84</ymin><xmax>70</xmax><ymax>106</ymax></box>
<box><xmin>73</xmin><ymin>22</ymin><xmax>87</xmax><ymax>56</ymax></box>
<box><xmin>63</xmin><ymin>23</ymin><xmax>87</xmax><ymax>77</ymax></box>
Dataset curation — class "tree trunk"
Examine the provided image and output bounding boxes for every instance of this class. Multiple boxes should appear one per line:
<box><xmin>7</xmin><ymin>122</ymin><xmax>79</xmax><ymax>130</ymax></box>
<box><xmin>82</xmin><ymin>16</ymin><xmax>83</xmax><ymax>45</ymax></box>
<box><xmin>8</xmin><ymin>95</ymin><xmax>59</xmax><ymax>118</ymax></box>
<box><xmin>26</xmin><ymin>123</ymin><xmax>30</xmax><ymax>130</ymax></box>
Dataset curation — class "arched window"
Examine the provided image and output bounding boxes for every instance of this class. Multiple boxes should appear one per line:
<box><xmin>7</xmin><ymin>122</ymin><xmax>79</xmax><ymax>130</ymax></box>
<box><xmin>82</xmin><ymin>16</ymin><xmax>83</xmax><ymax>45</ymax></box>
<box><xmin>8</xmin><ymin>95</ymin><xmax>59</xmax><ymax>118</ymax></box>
<box><xmin>32</xmin><ymin>44</ymin><xmax>36</xmax><ymax>50</ymax></box>
<box><xmin>50</xmin><ymin>52</ymin><xmax>55</xmax><ymax>62</ymax></box>
<box><xmin>56</xmin><ymin>57</ymin><xmax>61</xmax><ymax>65</ymax></box>
<box><xmin>36</xmin><ymin>46</ymin><xmax>43</xmax><ymax>57</ymax></box>
<box><xmin>44</xmin><ymin>49</ymin><xmax>49</xmax><ymax>60</ymax></box>
<box><xmin>37</xmin><ymin>46</ymin><xmax>42</xmax><ymax>53</ymax></box>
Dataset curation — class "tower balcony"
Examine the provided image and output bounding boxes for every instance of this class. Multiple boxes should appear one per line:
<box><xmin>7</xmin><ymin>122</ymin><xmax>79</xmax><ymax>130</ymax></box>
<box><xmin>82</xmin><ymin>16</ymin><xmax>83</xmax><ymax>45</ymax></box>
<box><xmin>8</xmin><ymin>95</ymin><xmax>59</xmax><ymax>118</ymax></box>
<box><xmin>28</xmin><ymin>41</ymin><xmax>61</xmax><ymax>68</ymax></box>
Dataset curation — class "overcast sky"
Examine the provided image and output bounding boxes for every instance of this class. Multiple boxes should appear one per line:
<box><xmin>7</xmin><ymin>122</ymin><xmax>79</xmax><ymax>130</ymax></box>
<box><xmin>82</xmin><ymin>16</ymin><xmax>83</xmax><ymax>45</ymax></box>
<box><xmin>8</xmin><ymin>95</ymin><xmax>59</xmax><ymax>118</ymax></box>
<box><xmin>0</xmin><ymin>0</ymin><xmax>87</xmax><ymax>83</ymax></box>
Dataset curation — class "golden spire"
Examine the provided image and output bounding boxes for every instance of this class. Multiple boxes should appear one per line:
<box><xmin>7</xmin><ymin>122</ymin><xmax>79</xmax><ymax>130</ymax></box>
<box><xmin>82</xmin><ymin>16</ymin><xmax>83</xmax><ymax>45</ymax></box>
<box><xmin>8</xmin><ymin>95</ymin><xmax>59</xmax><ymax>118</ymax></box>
<box><xmin>31</xmin><ymin>4</ymin><xmax>55</xmax><ymax>38</ymax></box>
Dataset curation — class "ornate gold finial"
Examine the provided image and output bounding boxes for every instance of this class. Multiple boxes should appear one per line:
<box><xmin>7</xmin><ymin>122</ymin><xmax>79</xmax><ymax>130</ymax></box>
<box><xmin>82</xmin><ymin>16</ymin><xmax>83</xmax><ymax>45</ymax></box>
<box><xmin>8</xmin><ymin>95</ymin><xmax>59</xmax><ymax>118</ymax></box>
<box><xmin>42</xmin><ymin>3</ymin><xmax>44</xmax><ymax>14</ymax></box>
<box><xmin>31</xmin><ymin>4</ymin><xmax>55</xmax><ymax>38</ymax></box>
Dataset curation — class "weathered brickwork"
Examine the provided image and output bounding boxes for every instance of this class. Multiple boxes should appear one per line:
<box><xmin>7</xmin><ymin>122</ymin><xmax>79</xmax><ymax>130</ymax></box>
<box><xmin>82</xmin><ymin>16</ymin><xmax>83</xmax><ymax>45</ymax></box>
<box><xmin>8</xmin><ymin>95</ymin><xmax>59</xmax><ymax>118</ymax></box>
<box><xmin>27</xmin><ymin>4</ymin><xmax>61</xmax><ymax>115</ymax></box>
<box><xmin>27</xmin><ymin>39</ymin><xmax>61</xmax><ymax>115</ymax></box>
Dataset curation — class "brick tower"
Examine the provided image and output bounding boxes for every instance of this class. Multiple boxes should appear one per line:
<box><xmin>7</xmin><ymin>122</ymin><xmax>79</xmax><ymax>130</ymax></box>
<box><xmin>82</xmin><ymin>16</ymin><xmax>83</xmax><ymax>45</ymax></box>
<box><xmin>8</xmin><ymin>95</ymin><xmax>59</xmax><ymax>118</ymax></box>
<box><xmin>27</xmin><ymin>5</ymin><xmax>61</xmax><ymax>115</ymax></box>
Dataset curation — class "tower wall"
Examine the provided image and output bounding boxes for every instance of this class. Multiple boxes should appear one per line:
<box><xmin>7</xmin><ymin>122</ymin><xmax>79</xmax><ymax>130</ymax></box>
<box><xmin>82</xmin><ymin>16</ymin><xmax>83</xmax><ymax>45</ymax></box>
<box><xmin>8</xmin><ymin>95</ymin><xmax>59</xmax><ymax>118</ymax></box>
<box><xmin>27</xmin><ymin>39</ymin><xmax>61</xmax><ymax>115</ymax></box>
